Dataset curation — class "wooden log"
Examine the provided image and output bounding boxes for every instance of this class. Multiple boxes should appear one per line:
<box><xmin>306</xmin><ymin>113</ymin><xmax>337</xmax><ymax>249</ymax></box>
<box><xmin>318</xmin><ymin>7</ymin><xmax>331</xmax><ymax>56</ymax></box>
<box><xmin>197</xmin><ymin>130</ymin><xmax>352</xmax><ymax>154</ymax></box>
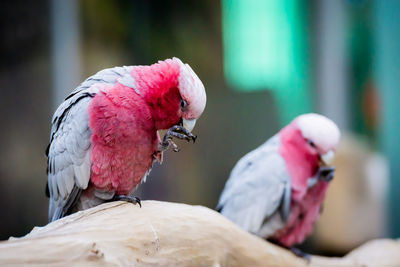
<box><xmin>0</xmin><ymin>201</ymin><xmax>398</xmax><ymax>266</ymax></box>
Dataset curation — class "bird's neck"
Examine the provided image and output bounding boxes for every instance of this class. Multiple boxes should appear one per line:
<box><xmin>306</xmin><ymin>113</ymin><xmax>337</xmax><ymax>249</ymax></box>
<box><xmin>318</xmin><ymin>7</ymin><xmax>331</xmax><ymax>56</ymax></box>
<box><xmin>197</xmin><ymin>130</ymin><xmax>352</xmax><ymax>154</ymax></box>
<box><xmin>130</xmin><ymin>61</ymin><xmax>182</xmax><ymax>129</ymax></box>
<box><xmin>279</xmin><ymin>125</ymin><xmax>319</xmax><ymax>200</ymax></box>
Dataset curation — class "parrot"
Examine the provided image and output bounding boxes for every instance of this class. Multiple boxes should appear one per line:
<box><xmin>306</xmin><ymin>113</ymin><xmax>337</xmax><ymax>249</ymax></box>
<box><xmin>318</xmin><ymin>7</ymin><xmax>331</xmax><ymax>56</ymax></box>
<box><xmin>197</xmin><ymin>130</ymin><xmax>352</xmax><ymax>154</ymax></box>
<box><xmin>216</xmin><ymin>113</ymin><xmax>340</xmax><ymax>257</ymax></box>
<box><xmin>45</xmin><ymin>57</ymin><xmax>206</xmax><ymax>222</ymax></box>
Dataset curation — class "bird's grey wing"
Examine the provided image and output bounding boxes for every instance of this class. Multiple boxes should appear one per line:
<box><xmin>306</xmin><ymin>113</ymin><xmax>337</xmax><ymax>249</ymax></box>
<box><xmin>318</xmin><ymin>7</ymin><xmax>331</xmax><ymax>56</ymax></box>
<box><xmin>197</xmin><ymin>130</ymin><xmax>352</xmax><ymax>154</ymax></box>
<box><xmin>46</xmin><ymin>66</ymin><xmax>135</xmax><ymax>222</ymax></box>
<box><xmin>63</xmin><ymin>65</ymin><xmax>135</xmax><ymax>100</ymax></box>
<box><xmin>47</xmin><ymin>95</ymin><xmax>93</xmax><ymax>222</ymax></box>
<box><xmin>217</xmin><ymin>136</ymin><xmax>291</xmax><ymax>235</ymax></box>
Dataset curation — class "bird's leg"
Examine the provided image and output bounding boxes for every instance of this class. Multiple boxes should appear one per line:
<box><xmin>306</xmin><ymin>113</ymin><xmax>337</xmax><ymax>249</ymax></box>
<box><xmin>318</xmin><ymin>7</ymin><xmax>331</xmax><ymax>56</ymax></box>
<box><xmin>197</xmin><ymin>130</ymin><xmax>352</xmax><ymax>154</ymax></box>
<box><xmin>168</xmin><ymin>125</ymin><xmax>197</xmax><ymax>142</ymax></box>
<box><xmin>159</xmin><ymin>136</ymin><xmax>180</xmax><ymax>152</ymax></box>
<box><xmin>308</xmin><ymin>166</ymin><xmax>335</xmax><ymax>189</ymax></box>
<box><xmin>159</xmin><ymin>125</ymin><xmax>197</xmax><ymax>152</ymax></box>
<box><xmin>111</xmin><ymin>195</ymin><xmax>142</xmax><ymax>208</ymax></box>
<box><xmin>290</xmin><ymin>247</ymin><xmax>311</xmax><ymax>262</ymax></box>
<box><xmin>317</xmin><ymin>166</ymin><xmax>335</xmax><ymax>182</ymax></box>
<box><xmin>268</xmin><ymin>239</ymin><xmax>311</xmax><ymax>263</ymax></box>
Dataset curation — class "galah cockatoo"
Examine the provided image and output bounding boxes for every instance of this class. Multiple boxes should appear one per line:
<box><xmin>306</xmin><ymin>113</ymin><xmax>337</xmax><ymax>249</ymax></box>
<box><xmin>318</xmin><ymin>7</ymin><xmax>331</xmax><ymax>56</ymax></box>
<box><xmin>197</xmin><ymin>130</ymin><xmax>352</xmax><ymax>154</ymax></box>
<box><xmin>46</xmin><ymin>58</ymin><xmax>206</xmax><ymax>222</ymax></box>
<box><xmin>216</xmin><ymin>113</ymin><xmax>340</xmax><ymax>253</ymax></box>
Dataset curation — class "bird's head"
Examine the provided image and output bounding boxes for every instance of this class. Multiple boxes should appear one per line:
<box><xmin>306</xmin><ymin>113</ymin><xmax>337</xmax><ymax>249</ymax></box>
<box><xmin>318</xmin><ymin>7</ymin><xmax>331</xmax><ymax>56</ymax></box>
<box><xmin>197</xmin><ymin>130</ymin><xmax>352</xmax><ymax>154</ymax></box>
<box><xmin>279</xmin><ymin>113</ymin><xmax>340</xmax><ymax>195</ymax></box>
<box><xmin>173</xmin><ymin>57</ymin><xmax>207</xmax><ymax>132</ymax></box>
<box><xmin>280</xmin><ymin>113</ymin><xmax>341</xmax><ymax>169</ymax></box>
<box><xmin>136</xmin><ymin>57</ymin><xmax>206</xmax><ymax>132</ymax></box>
<box><xmin>294</xmin><ymin>113</ymin><xmax>341</xmax><ymax>166</ymax></box>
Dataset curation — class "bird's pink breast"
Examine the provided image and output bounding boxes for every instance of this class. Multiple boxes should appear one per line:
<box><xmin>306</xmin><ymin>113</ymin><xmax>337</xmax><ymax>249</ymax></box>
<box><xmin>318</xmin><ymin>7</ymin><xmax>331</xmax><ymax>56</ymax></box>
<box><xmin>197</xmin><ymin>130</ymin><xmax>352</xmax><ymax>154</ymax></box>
<box><xmin>272</xmin><ymin>182</ymin><xmax>328</xmax><ymax>247</ymax></box>
<box><xmin>88</xmin><ymin>83</ymin><xmax>158</xmax><ymax>195</ymax></box>
<box><xmin>279</xmin><ymin>124</ymin><xmax>319</xmax><ymax>201</ymax></box>
<box><xmin>276</xmin><ymin>124</ymin><xmax>327</xmax><ymax>247</ymax></box>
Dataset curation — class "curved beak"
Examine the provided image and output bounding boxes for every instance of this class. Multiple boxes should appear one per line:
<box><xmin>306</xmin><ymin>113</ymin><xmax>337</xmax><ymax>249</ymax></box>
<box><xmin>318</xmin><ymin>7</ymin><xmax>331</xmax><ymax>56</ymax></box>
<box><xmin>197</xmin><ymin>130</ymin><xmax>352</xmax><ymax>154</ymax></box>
<box><xmin>321</xmin><ymin>150</ymin><xmax>335</xmax><ymax>165</ymax></box>
<box><xmin>182</xmin><ymin>118</ymin><xmax>196</xmax><ymax>132</ymax></box>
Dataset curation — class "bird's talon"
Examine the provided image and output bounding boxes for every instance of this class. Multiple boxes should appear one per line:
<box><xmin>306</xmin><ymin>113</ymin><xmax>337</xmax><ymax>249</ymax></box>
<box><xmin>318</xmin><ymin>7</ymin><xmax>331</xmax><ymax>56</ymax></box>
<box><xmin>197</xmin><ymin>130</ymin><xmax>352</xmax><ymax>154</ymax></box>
<box><xmin>290</xmin><ymin>247</ymin><xmax>311</xmax><ymax>262</ymax></box>
<box><xmin>135</xmin><ymin>197</ymin><xmax>142</xmax><ymax>208</ymax></box>
<box><xmin>171</xmin><ymin>141</ymin><xmax>180</xmax><ymax>152</ymax></box>
<box><xmin>112</xmin><ymin>195</ymin><xmax>142</xmax><ymax>208</ymax></box>
<box><xmin>160</xmin><ymin>124</ymin><xmax>196</xmax><ymax>152</ymax></box>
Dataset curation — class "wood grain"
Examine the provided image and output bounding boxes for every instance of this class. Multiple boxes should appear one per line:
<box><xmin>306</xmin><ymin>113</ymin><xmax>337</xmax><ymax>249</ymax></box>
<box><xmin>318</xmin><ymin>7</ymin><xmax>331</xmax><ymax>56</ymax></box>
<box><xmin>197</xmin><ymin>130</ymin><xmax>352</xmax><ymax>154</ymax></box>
<box><xmin>0</xmin><ymin>201</ymin><xmax>398</xmax><ymax>266</ymax></box>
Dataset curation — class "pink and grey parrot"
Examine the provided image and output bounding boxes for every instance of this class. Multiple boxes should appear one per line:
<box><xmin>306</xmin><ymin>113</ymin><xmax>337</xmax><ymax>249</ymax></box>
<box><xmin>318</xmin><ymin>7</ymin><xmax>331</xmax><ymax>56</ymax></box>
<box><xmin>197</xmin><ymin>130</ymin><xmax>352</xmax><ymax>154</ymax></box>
<box><xmin>216</xmin><ymin>113</ymin><xmax>340</xmax><ymax>253</ymax></box>
<box><xmin>46</xmin><ymin>58</ymin><xmax>206</xmax><ymax>222</ymax></box>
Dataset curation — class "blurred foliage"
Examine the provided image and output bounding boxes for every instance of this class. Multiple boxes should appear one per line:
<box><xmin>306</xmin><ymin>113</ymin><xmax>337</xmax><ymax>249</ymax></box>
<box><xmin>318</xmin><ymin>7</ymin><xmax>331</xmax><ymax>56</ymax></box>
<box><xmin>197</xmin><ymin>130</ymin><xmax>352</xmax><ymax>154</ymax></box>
<box><xmin>346</xmin><ymin>0</ymin><xmax>376</xmax><ymax>142</ymax></box>
<box><xmin>374</xmin><ymin>0</ymin><xmax>400</xmax><ymax>238</ymax></box>
<box><xmin>222</xmin><ymin>0</ymin><xmax>313</xmax><ymax>125</ymax></box>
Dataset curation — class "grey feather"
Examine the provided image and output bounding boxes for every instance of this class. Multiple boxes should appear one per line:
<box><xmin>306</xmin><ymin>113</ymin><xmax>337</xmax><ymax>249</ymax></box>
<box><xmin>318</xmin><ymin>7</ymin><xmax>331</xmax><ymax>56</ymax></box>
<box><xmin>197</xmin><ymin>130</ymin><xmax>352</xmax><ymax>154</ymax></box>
<box><xmin>50</xmin><ymin>173</ymin><xmax>59</xmax><ymax>201</ymax></box>
<box><xmin>94</xmin><ymin>189</ymin><xmax>115</xmax><ymax>200</ymax></box>
<box><xmin>57</xmin><ymin>170</ymin><xmax>68</xmax><ymax>199</ymax></box>
<box><xmin>73</xmin><ymin>163</ymin><xmax>88</xmax><ymax>189</ymax></box>
<box><xmin>118</xmin><ymin>74</ymin><xmax>141</xmax><ymax>95</ymax></box>
<box><xmin>307</xmin><ymin>175</ymin><xmax>319</xmax><ymax>189</ymax></box>
<box><xmin>217</xmin><ymin>135</ymin><xmax>291</xmax><ymax>238</ymax></box>
<box><xmin>47</xmin><ymin>66</ymin><xmax>135</xmax><ymax>222</ymax></box>
<box><xmin>280</xmin><ymin>180</ymin><xmax>291</xmax><ymax>222</ymax></box>
<box><xmin>64</xmin><ymin>166</ymin><xmax>75</xmax><ymax>194</ymax></box>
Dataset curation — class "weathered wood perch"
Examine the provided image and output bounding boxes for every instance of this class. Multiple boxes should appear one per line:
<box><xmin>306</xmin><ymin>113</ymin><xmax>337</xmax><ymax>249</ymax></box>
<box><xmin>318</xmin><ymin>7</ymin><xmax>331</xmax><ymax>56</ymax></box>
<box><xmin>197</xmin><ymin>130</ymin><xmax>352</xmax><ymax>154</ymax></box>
<box><xmin>0</xmin><ymin>201</ymin><xmax>399</xmax><ymax>266</ymax></box>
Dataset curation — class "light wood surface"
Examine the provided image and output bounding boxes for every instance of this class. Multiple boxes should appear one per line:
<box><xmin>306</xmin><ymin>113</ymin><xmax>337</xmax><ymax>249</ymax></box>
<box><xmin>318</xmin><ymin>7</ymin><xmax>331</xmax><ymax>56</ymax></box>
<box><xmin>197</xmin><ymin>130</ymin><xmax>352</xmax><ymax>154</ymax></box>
<box><xmin>0</xmin><ymin>201</ymin><xmax>398</xmax><ymax>266</ymax></box>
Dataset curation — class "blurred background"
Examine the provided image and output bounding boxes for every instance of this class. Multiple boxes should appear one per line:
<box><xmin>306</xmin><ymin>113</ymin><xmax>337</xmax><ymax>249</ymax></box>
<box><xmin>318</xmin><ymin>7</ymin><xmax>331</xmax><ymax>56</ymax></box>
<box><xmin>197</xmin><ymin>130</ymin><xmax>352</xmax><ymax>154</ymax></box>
<box><xmin>0</xmin><ymin>0</ymin><xmax>399</xmax><ymax>256</ymax></box>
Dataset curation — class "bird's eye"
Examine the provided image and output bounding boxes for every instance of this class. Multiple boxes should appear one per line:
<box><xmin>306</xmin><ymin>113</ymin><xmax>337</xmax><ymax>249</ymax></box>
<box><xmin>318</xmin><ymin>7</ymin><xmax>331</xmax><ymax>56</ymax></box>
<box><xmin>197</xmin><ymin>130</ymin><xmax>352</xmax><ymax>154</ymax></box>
<box><xmin>306</xmin><ymin>139</ymin><xmax>316</xmax><ymax>148</ymax></box>
<box><xmin>180</xmin><ymin>99</ymin><xmax>188</xmax><ymax>111</ymax></box>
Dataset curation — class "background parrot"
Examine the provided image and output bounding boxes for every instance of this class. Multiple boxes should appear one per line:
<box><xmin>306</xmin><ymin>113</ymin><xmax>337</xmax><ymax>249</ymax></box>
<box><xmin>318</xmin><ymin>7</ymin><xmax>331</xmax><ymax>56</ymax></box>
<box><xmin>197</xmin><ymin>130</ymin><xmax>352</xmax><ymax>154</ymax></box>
<box><xmin>46</xmin><ymin>57</ymin><xmax>206</xmax><ymax>222</ymax></box>
<box><xmin>216</xmin><ymin>113</ymin><xmax>340</xmax><ymax>253</ymax></box>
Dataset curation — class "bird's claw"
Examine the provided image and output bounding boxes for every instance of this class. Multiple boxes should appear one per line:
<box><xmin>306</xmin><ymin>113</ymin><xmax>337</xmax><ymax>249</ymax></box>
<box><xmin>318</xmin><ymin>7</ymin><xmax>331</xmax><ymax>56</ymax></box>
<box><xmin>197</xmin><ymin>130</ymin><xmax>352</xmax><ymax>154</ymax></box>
<box><xmin>317</xmin><ymin>166</ymin><xmax>335</xmax><ymax>182</ymax></box>
<box><xmin>169</xmin><ymin>125</ymin><xmax>197</xmax><ymax>143</ymax></box>
<box><xmin>112</xmin><ymin>195</ymin><xmax>142</xmax><ymax>208</ymax></box>
<box><xmin>171</xmin><ymin>141</ymin><xmax>180</xmax><ymax>152</ymax></box>
<box><xmin>159</xmin><ymin>125</ymin><xmax>197</xmax><ymax>152</ymax></box>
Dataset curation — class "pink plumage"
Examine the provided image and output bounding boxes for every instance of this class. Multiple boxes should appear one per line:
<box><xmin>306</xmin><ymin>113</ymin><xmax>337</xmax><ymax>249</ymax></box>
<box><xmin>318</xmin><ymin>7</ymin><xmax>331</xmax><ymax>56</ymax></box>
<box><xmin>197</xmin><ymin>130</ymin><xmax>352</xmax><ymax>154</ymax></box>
<box><xmin>275</xmin><ymin>114</ymin><xmax>340</xmax><ymax>247</ymax></box>
<box><xmin>217</xmin><ymin>113</ymin><xmax>340</xmax><ymax>249</ymax></box>
<box><xmin>46</xmin><ymin>58</ymin><xmax>206</xmax><ymax>222</ymax></box>
<box><xmin>273</xmin><ymin>181</ymin><xmax>329</xmax><ymax>246</ymax></box>
<box><xmin>273</xmin><ymin>122</ymin><xmax>327</xmax><ymax>246</ymax></box>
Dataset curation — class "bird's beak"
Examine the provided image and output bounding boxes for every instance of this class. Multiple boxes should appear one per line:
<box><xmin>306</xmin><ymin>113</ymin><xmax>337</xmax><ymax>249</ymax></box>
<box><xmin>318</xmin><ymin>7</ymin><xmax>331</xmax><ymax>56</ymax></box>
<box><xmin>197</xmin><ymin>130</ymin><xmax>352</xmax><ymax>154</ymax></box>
<box><xmin>182</xmin><ymin>118</ymin><xmax>196</xmax><ymax>132</ymax></box>
<box><xmin>321</xmin><ymin>150</ymin><xmax>335</xmax><ymax>165</ymax></box>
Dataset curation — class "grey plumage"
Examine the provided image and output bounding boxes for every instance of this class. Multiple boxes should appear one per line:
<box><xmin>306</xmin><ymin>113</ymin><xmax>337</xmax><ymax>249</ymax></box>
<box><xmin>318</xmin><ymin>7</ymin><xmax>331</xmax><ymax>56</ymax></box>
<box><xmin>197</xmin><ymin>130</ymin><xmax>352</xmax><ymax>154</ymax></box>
<box><xmin>47</xmin><ymin>66</ymin><xmax>134</xmax><ymax>222</ymax></box>
<box><xmin>216</xmin><ymin>135</ymin><xmax>291</xmax><ymax>238</ymax></box>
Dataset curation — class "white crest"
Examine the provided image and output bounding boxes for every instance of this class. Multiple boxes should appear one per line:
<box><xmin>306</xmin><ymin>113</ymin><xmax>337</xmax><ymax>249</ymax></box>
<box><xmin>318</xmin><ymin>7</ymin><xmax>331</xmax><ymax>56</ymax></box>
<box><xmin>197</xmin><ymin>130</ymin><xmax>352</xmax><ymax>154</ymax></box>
<box><xmin>295</xmin><ymin>113</ymin><xmax>341</xmax><ymax>152</ymax></box>
<box><xmin>173</xmin><ymin>57</ymin><xmax>207</xmax><ymax>119</ymax></box>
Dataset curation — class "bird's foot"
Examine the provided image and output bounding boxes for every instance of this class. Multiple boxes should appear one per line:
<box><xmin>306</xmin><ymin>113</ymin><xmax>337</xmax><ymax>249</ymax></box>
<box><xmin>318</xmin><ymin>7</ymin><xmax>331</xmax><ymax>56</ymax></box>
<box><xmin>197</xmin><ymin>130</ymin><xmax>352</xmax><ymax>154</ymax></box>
<box><xmin>317</xmin><ymin>166</ymin><xmax>335</xmax><ymax>182</ymax></box>
<box><xmin>290</xmin><ymin>247</ymin><xmax>311</xmax><ymax>263</ymax></box>
<box><xmin>112</xmin><ymin>195</ymin><xmax>142</xmax><ymax>208</ymax></box>
<box><xmin>159</xmin><ymin>125</ymin><xmax>197</xmax><ymax>152</ymax></box>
